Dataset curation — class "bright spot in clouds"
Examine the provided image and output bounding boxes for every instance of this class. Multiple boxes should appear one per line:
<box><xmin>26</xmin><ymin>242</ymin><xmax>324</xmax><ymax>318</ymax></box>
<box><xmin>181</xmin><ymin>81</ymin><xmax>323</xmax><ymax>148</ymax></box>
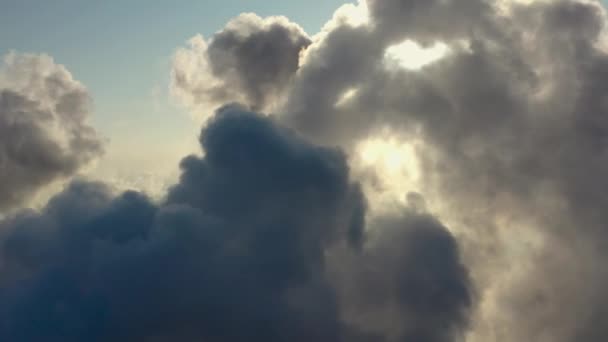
<box><xmin>385</xmin><ymin>40</ymin><xmax>450</xmax><ymax>70</ymax></box>
<box><xmin>356</xmin><ymin>137</ymin><xmax>423</xmax><ymax>212</ymax></box>
<box><xmin>335</xmin><ymin>87</ymin><xmax>359</xmax><ymax>107</ymax></box>
<box><xmin>359</xmin><ymin>138</ymin><xmax>415</xmax><ymax>174</ymax></box>
<box><xmin>332</xmin><ymin>0</ymin><xmax>370</xmax><ymax>28</ymax></box>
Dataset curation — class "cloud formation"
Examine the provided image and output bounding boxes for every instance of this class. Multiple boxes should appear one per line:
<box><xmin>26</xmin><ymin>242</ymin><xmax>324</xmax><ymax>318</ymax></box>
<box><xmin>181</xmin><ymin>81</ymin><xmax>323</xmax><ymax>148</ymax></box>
<box><xmin>0</xmin><ymin>107</ymin><xmax>471</xmax><ymax>341</ymax></box>
<box><xmin>170</xmin><ymin>0</ymin><xmax>608</xmax><ymax>341</ymax></box>
<box><xmin>332</xmin><ymin>204</ymin><xmax>472</xmax><ymax>342</ymax></box>
<box><xmin>3</xmin><ymin>0</ymin><xmax>608</xmax><ymax>341</ymax></box>
<box><xmin>171</xmin><ymin>14</ymin><xmax>311</xmax><ymax>117</ymax></box>
<box><xmin>0</xmin><ymin>53</ymin><xmax>103</xmax><ymax>212</ymax></box>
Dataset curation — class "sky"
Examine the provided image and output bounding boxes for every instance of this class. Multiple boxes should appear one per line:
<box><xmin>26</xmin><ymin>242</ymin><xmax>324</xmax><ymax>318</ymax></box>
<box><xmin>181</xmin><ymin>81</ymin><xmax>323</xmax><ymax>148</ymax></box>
<box><xmin>3</xmin><ymin>0</ymin><xmax>608</xmax><ymax>341</ymax></box>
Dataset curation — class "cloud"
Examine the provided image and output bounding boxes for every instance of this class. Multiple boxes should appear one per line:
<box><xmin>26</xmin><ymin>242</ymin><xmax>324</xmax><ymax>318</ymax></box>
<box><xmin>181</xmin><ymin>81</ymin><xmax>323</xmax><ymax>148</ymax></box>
<box><xmin>171</xmin><ymin>14</ymin><xmax>311</xmax><ymax>118</ymax></box>
<box><xmin>0</xmin><ymin>106</ymin><xmax>472</xmax><ymax>341</ymax></box>
<box><xmin>331</xmin><ymin>202</ymin><xmax>472</xmax><ymax>342</ymax></box>
<box><xmin>170</xmin><ymin>0</ymin><xmax>608</xmax><ymax>341</ymax></box>
<box><xmin>3</xmin><ymin>0</ymin><xmax>608</xmax><ymax>340</ymax></box>
<box><xmin>0</xmin><ymin>52</ymin><xmax>103</xmax><ymax>212</ymax></box>
<box><xmin>303</xmin><ymin>1</ymin><xmax>608</xmax><ymax>340</ymax></box>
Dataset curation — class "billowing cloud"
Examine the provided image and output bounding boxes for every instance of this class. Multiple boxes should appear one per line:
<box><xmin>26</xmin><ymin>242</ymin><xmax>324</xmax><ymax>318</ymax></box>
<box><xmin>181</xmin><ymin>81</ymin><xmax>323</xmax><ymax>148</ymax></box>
<box><xmin>0</xmin><ymin>52</ymin><xmax>103</xmax><ymax>212</ymax></box>
<box><xmin>170</xmin><ymin>0</ymin><xmax>608</xmax><ymax>341</ymax></box>
<box><xmin>171</xmin><ymin>14</ymin><xmax>311</xmax><ymax>118</ymax></box>
<box><xmin>0</xmin><ymin>107</ymin><xmax>471</xmax><ymax>341</ymax></box>
<box><xmin>331</xmin><ymin>202</ymin><xmax>472</xmax><ymax>342</ymax></box>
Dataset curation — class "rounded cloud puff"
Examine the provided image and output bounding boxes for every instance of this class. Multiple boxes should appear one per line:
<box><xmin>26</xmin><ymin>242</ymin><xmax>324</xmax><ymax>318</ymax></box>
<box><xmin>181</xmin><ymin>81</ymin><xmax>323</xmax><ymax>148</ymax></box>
<box><xmin>0</xmin><ymin>52</ymin><xmax>103</xmax><ymax>211</ymax></box>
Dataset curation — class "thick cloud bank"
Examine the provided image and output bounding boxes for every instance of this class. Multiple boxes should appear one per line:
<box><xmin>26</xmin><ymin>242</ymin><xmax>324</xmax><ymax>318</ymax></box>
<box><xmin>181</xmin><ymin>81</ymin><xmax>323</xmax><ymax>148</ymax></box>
<box><xmin>3</xmin><ymin>0</ymin><xmax>608</xmax><ymax>340</ymax></box>
<box><xmin>169</xmin><ymin>0</ymin><xmax>608</xmax><ymax>341</ymax></box>
<box><xmin>0</xmin><ymin>107</ymin><xmax>471</xmax><ymax>341</ymax></box>
<box><xmin>0</xmin><ymin>53</ymin><xmax>103</xmax><ymax>211</ymax></box>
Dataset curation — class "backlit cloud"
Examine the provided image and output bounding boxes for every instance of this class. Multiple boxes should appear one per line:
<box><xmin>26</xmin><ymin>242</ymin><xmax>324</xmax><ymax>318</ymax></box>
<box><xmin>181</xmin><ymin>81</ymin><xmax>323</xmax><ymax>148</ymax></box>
<box><xmin>0</xmin><ymin>52</ymin><xmax>103</xmax><ymax>212</ymax></box>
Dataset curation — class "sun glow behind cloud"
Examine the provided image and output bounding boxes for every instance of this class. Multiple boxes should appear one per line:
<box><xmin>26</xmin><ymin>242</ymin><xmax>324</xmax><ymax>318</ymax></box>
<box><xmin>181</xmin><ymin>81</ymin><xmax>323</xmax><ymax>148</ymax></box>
<box><xmin>384</xmin><ymin>40</ymin><xmax>450</xmax><ymax>70</ymax></box>
<box><xmin>355</xmin><ymin>136</ymin><xmax>423</xmax><ymax>213</ymax></box>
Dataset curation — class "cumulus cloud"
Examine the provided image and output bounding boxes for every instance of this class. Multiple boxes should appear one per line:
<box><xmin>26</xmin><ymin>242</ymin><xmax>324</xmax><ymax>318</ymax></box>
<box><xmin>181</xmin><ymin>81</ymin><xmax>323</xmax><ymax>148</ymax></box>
<box><xmin>0</xmin><ymin>107</ymin><xmax>471</xmax><ymax>342</ymax></box>
<box><xmin>169</xmin><ymin>0</ymin><xmax>608</xmax><ymax>341</ymax></box>
<box><xmin>171</xmin><ymin>14</ymin><xmax>311</xmax><ymax>118</ymax></box>
<box><xmin>331</xmin><ymin>203</ymin><xmax>472</xmax><ymax>342</ymax></box>
<box><xmin>3</xmin><ymin>0</ymin><xmax>608</xmax><ymax>340</ymax></box>
<box><xmin>0</xmin><ymin>52</ymin><xmax>103</xmax><ymax>212</ymax></box>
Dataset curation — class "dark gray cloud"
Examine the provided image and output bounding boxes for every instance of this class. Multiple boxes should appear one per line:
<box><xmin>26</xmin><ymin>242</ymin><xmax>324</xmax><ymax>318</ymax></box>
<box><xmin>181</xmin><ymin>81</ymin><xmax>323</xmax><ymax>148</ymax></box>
<box><xmin>0</xmin><ymin>53</ymin><xmax>103</xmax><ymax>212</ymax></box>
<box><xmin>171</xmin><ymin>14</ymin><xmax>311</xmax><ymax>115</ymax></box>
<box><xmin>0</xmin><ymin>107</ymin><xmax>471</xmax><ymax>341</ymax></box>
<box><xmin>332</xmin><ymin>202</ymin><xmax>472</xmax><ymax>342</ymax></box>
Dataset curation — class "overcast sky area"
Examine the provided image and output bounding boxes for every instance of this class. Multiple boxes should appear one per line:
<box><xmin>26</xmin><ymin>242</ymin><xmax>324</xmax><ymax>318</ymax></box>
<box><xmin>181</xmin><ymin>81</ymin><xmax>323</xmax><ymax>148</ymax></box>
<box><xmin>3</xmin><ymin>1</ymin><xmax>608</xmax><ymax>341</ymax></box>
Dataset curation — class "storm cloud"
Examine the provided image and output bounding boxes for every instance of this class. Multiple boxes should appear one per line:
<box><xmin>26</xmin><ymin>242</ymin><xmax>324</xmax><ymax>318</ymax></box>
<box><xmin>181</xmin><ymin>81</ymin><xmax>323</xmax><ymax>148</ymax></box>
<box><xmin>0</xmin><ymin>106</ymin><xmax>471</xmax><ymax>342</ymax></box>
<box><xmin>3</xmin><ymin>0</ymin><xmax>608</xmax><ymax>340</ymax></box>
<box><xmin>331</xmin><ymin>203</ymin><xmax>473</xmax><ymax>342</ymax></box>
<box><xmin>0</xmin><ymin>52</ymin><xmax>103</xmax><ymax>212</ymax></box>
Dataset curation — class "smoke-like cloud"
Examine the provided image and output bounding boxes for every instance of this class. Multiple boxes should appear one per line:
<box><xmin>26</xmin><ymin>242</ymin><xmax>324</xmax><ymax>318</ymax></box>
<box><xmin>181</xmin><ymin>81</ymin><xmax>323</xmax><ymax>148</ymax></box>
<box><xmin>3</xmin><ymin>0</ymin><xmax>608</xmax><ymax>340</ymax></box>
<box><xmin>0</xmin><ymin>106</ymin><xmax>471</xmax><ymax>341</ymax></box>
<box><xmin>169</xmin><ymin>0</ymin><xmax>608</xmax><ymax>341</ymax></box>
<box><xmin>331</xmin><ymin>202</ymin><xmax>472</xmax><ymax>342</ymax></box>
<box><xmin>0</xmin><ymin>52</ymin><xmax>103</xmax><ymax>212</ymax></box>
<box><xmin>171</xmin><ymin>14</ymin><xmax>311</xmax><ymax>118</ymax></box>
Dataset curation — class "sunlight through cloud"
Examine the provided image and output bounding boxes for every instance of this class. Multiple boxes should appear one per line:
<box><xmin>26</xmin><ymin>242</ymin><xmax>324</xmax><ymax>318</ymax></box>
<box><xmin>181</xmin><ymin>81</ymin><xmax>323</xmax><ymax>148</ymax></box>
<box><xmin>384</xmin><ymin>40</ymin><xmax>450</xmax><ymax>70</ymax></box>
